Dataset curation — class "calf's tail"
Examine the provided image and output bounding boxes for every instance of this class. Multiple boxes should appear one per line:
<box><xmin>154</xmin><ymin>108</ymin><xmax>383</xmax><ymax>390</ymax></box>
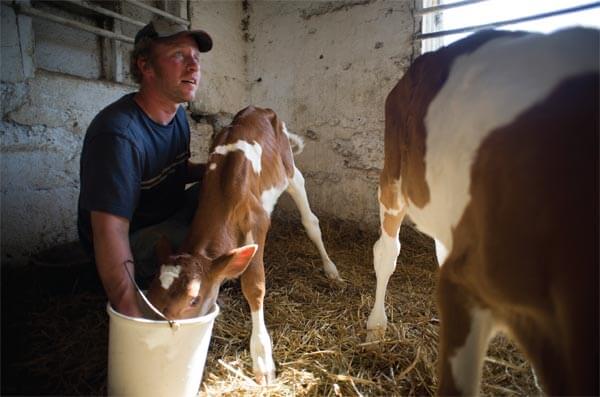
<box><xmin>287</xmin><ymin>131</ymin><xmax>305</xmax><ymax>156</ymax></box>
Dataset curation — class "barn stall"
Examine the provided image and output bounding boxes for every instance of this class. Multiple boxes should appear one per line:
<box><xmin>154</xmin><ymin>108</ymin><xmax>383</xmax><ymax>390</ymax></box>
<box><xmin>2</xmin><ymin>0</ymin><xmax>540</xmax><ymax>395</ymax></box>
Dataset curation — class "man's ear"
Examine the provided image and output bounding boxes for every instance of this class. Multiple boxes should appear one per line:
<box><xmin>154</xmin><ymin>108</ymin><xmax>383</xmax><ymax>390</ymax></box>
<box><xmin>211</xmin><ymin>244</ymin><xmax>258</xmax><ymax>280</ymax></box>
<box><xmin>137</xmin><ymin>56</ymin><xmax>153</xmax><ymax>79</ymax></box>
<box><xmin>154</xmin><ymin>235</ymin><xmax>173</xmax><ymax>265</ymax></box>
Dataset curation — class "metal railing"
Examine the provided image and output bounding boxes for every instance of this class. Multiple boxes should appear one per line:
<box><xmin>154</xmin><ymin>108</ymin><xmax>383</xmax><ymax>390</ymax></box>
<box><xmin>416</xmin><ymin>1</ymin><xmax>600</xmax><ymax>41</ymax></box>
<box><xmin>10</xmin><ymin>0</ymin><xmax>189</xmax><ymax>45</ymax></box>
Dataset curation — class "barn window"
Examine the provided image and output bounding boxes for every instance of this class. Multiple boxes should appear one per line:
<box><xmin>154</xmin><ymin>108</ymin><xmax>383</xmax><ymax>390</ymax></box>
<box><xmin>6</xmin><ymin>0</ymin><xmax>190</xmax><ymax>84</ymax></box>
<box><xmin>419</xmin><ymin>0</ymin><xmax>600</xmax><ymax>53</ymax></box>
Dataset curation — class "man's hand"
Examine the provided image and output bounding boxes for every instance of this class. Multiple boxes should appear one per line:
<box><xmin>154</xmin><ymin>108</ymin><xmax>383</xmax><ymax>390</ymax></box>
<box><xmin>91</xmin><ymin>211</ymin><xmax>142</xmax><ymax>317</ymax></box>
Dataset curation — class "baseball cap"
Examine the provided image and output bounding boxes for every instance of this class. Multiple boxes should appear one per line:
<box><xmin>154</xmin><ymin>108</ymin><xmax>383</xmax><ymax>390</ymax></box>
<box><xmin>134</xmin><ymin>17</ymin><xmax>212</xmax><ymax>52</ymax></box>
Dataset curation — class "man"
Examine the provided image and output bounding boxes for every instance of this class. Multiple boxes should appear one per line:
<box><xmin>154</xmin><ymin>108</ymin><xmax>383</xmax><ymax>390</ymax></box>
<box><xmin>77</xmin><ymin>17</ymin><xmax>212</xmax><ymax>316</ymax></box>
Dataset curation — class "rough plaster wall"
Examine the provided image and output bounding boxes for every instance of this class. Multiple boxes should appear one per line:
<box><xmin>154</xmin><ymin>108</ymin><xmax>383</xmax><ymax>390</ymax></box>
<box><xmin>189</xmin><ymin>1</ymin><xmax>247</xmax><ymax>115</ymax></box>
<box><xmin>247</xmin><ymin>0</ymin><xmax>418</xmax><ymax>229</ymax></box>
<box><xmin>1</xmin><ymin>70</ymin><xmax>131</xmax><ymax>264</ymax></box>
<box><xmin>33</xmin><ymin>2</ymin><xmax>102</xmax><ymax>80</ymax></box>
<box><xmin>1</xmin><ymin>3</ymin><xmax>133</xmax><ymax>264</ymax></box>
<box><xmin>189</xmin><ymin>111</ymin><xmax>234</xmax><ymax>165</ymax></box>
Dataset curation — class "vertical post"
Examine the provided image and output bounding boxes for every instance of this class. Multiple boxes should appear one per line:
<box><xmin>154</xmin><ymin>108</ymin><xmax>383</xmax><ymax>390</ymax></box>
<box><xmin>101</xmin><ymin>0</ymin><xmax>124</xmax><ymax>83</ymax></box>
<box><xmin>112</xmin><ymin>16</ymin><xmax>124</xmax><ymax>83</ymax></box>
<box><xmin>16</xmin><ymin>0</ymin><xmax>34</xmax><ymax>79</ymax></box>
<box><xmin>163</xmin><ymin>0</ymin><xmax>187</xmax><ymax>22</ymax></box>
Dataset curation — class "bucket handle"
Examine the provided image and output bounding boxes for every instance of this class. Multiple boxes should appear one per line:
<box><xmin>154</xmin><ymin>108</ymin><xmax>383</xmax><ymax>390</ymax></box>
<box><xmin>122</xmin><ymin>259</ymin><xmax>180</xmax><ymax>330</ymax></box>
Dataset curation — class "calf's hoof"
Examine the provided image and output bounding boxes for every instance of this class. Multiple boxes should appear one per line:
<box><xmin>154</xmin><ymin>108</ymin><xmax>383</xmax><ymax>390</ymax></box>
<box><xmin>254</xmin><ymin>369</ymin><xmax>276</xmax><ymax>385</ymax></box>
<box><xmin>365</xmin><ymin>326</ymin><xmax>386</xmax><ymax>346</ymax></box>
<box><xmin>324</xmin><ymin>261</ymin><xmax>344</xmax><ymax>283</ymax></box>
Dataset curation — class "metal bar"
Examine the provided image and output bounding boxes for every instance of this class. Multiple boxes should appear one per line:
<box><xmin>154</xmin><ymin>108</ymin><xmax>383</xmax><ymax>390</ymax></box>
<box><xmin>102</xmin><ymin>16</ymin><xmax>124</xmax><ymax>82</ymax></box>
<box><xmin>16</xmin><ymin>0</ymin><xmax>35</xmax><ymax>79</ymax></box>
<box><xmin>64</xmin><ymin>0</ymin><xmax>146</xmax><ymax>28</ymax></box>
<box><xmin>16</xmin><ymin>4</ymin><xmax>134</xmax><ymax>44</ymax></box>
<box><xmin>123</xmin><ymin>0</ymin><xmax>190</xmax><ymax>26</ymax></box>
<box><xmin>416</xmin><ymin>2</ymin><xmax>600</xmax><ymax>40</ymax></box>
<box><xmin>416</xmin><ymin>0</ymin><xmax>488</xmax><ymax>16</ymax></box>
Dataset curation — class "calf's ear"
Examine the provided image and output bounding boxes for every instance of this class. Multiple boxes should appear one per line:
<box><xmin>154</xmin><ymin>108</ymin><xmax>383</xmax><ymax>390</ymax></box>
<box><xmin>211</xmin><ymin>244</ymin><xmax>258</xmax><ymax>280</ymax></box>
<box><xmin>155</xmin><ymin>235</ymin><xmax>173</xmax><ymax>264</ymax></box>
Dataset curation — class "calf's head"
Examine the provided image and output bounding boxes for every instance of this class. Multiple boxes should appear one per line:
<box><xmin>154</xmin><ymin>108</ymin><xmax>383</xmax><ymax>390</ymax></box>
<box><xmin>147</xmin><ymin>239</ymin><xmax>258</xmax><ymax>319</ymax></box>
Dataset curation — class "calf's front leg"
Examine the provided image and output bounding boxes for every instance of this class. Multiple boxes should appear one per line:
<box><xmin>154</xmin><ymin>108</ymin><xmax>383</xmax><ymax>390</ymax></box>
<box><xmin>240</xmin><ymin>242</ymin><xmax>275</xmax><ymax>384</ymax></box>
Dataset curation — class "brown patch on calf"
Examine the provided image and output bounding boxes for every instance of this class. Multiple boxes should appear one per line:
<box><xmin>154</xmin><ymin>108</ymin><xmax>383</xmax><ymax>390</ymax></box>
<box><xmin>438</xmin><ymin>73</ymin><xmax>599</xmax><ymax>395</ymax></box>
<box><xmin>378</xmin><ymin>179</ymin><xmax>406</xmax><ymax>236</ymax></box>
<box><xmin>382</xmin><ymin>212</ymin><xmax>404</xmax><ymax>237</ymax></box>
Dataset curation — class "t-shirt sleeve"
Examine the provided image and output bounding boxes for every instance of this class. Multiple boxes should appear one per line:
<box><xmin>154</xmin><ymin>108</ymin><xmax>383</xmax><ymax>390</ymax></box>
<box><xmin>79</xmin><ymin>133</ymin><xmax>141</xmax><ymax>220</ymax></box>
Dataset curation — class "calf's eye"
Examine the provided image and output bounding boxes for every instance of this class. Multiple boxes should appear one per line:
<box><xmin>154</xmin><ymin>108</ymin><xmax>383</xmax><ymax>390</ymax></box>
<box><xmin>190</xmin><ymin>297</ymin><xmax>200</xmax><ymax>306</ymax></box>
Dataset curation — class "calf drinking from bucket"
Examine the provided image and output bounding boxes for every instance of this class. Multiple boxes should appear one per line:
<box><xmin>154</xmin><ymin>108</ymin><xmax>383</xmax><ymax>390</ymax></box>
<box><xmin>147</xmin><ymin>106</ymin><xmax>341</xmax><ymax>384</ymax></box>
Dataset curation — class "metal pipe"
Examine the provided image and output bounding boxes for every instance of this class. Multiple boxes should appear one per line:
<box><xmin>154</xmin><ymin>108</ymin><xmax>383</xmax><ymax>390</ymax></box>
<box><xmin>416</xmin><ymin>0</ymin><xmax>488</xmax><ymax>16</ymax></box>
<box><xmin>123</xmin><ymin>0</ymin><xmax>189</xmax><ymax>26</ymax></box>
<box><xmin>416</xmin><ymin>2</ymin><xmax>600</xmax><ymax>40</ymax></box>
<box><xmin>16</xmin><ymin>3</ymin><xmax>134</xmax><ymax>44</ymax></box>
<box><xmin>63</xmin><ymin>0</ymin><xmax>146</xmax><ymax>28</ymax></box>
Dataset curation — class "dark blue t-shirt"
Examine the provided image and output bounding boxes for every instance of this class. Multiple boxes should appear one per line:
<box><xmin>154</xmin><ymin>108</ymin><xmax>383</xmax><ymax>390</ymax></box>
<box><xmin>77</xmin><ymin>93</ymin><xmax>190</xmax><ymax>254</ymax></box>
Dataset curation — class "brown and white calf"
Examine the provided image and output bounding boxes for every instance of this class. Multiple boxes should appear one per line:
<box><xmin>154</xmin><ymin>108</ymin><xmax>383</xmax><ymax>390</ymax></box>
<box><xmin>366</xmin><ymin>28</ymin><xmax>599</xmax><ymax>395</ymax></box>
<box><xmin>147</xmin><ymin>106</ymin><xmax>341</xmax><ymax>384</ymax></box>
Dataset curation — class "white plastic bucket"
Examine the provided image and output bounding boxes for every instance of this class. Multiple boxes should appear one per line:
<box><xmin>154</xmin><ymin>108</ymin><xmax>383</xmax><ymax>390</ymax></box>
<box><xmin>106</xmin><ymin>302</ymin><xmax>219</xmax><ymax>397</ymax></box>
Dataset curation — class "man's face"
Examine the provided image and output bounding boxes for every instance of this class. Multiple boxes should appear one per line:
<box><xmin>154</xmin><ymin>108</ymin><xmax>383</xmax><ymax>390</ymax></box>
<box><xmin>145</xmin><ymin>34</ymin><xmax>202</xmax><ymax>103</ymax></box>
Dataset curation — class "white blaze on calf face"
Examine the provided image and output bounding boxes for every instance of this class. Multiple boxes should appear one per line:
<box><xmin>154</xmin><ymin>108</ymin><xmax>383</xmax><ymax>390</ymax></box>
<box><xmin>159</xmin><ymin>264</ymin><xmax>182</xmax><ymax>290</ymax></box>
<box><xmin>413</xmin><ymin>28</ymin><xmax>600</xmax><ymax>254</ymax></box>
<box><xmin>208</xmin><ymin>163</ymin><xmax>217</xmax><ymax>171</ymax></box>
<box><xmin>213</xmin><ymin>140</ymin><xmax>263</xmax><ymax>174</ymax></box>
<box><xmin>188</xmin><ymin>279</ymin><xmax>201</xmax><ymax>298</ymax></box>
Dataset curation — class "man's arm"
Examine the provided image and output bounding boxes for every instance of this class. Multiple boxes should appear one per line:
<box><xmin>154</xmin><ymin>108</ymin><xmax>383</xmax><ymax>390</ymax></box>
<box><xmin>186</xmin><ymin>160</ymin><xmax>206</xmax><ymax>184</ymax></box>
<box><xmin>91</xmin><ymin>211</ymin><xmax>142</xmax><ymax>317</ymax></box>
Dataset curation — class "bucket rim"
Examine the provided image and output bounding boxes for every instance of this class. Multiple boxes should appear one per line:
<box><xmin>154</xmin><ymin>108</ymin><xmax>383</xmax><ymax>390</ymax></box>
<box><xmin>107</xmin><ymin>302</ymin><xmax>220</xmax><ymax>326</ymax></box>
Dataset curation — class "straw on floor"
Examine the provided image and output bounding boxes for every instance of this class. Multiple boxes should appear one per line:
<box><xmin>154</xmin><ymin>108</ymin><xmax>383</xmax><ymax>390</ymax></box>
<box><xmin>6</xmin><ymin>211</ymin><xmax>538</xmax><ymax>396</ymax></box>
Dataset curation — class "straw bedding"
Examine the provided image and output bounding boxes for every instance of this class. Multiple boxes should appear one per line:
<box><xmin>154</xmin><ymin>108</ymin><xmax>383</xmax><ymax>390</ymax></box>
<box><xmin>3</xmin><ymin>211</ymin><xmax>538</xmax><ymax>396</ymax></box>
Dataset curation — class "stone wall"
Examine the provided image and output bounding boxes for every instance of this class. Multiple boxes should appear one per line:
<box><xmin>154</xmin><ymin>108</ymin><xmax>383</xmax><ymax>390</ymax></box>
<box><xmin>1</xmin><ymin>72</ymin><xmax>131</xmax><ymax>264</ymax></box>
<box><xmin>1</xmin><ymin>0</ymin><xmax>418</xmax><ymax>264</ymax></box>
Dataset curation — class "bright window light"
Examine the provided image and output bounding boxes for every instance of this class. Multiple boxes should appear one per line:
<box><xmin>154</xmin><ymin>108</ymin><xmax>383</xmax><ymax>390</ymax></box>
<box><xmin>422</xmin><ymin>0</ymin><xmax>600</xmax><ymax>52</ymax></box>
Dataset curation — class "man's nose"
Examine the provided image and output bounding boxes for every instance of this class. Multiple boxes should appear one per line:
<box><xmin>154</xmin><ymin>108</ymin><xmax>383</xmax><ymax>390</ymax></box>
<box><xmin>186</xmin><ymin>56</ymin><xmax>200</xmax><ymax>71</ymax></box>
